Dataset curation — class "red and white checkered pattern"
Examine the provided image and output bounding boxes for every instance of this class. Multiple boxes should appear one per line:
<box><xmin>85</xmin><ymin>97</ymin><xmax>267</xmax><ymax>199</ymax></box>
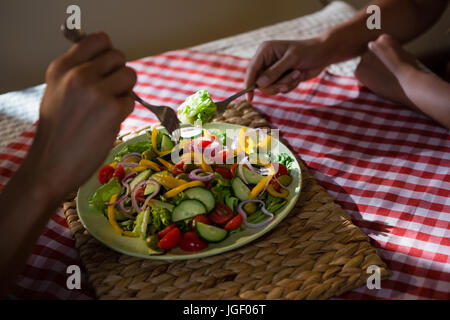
<box><xmin>1</xmin><ymin>49</ymin><xmax>449</xmax><ymax>299</ymax></box>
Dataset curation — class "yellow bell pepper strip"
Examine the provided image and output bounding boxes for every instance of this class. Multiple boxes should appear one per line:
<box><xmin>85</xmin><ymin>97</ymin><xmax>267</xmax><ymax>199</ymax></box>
<box><xmin>129</xmin><ymin>165</ymin><xmax>149</xmax><ymax>173</ymax></box>
<box><xmin>180</xmin><ymin>152</ymin><xmax>213</xmax><ymax>173</ymax></box>
<box><xmin>139</xmin><ymin>159</ymin><xmax>161</xmax><ymax>171</ymax></box>
<box><xmin>151</xmin><ymin>127</ymin><xmax>160</xmax><ymax>155</ymax></box>
<box><xmin>267</xmin><ymin>184</ymin><xmax>289</xmax><ymax>198</ymax></box>
<box><xmin>163</xmin><ymin>180</ymin><xmax>205</xmax><ymax>198</ymax></box>
<box><xmin>107</xmin><ymin>194</ymin><xmax>138</xmax><ymax>237</ymax></box>
<box><xmin>153</xmin><ymin>172</ymin><xmax>188</xmax><ymax>189</ymax></box>
<box><xmin>257</xmin><ymin>135</ymin><xmax>272</xmax><ymax>151</ymax></box>
<box><xmin>157</xmin><ymin>157</ymin><xmax>175</xmax><ymax>171</ymax></box>
<box><xmin>238</xmin><ymin>128</ymin><xmax>246</xmax><ymax>153</ymax></box>
<box><xmin>109</xmin><ymin>161</ymin><xmax>118</xmax><ymax>168</ymax></box>
<box><xmin>158</xmin><ymin>149</ymin><xmax>173</xmax><ymax>157</ymax></box>
<box><xmin>249</xmin><ymin>175</ymin><xmax>271</xmax><ymax>199</ymax></box>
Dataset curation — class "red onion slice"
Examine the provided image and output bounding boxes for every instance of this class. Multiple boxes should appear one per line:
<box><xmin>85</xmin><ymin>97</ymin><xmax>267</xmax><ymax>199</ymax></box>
<box><xmin>140</xmin><ymin>179</ymin><xmax>161</xmax><ymax>211</ymax></box>
<box><xmin>117</xmin><ymin>161</ymin><xmax>139</xmax><ymax>168</ymax></box>
<box><xmin>237</xmin><ymin>199</ymin><xmax>274</xmax><ymax>229</ymax></box>
<box><xmin>121</xmin><ymin>152</ymin><xmax>142</xmax><ymax>161</ymax></box>
<box><xmin>131</xmin><ymin>179</ymin><xmax>160</xmax><ymax>213</ymax></box>
<box><xmin>189</xmin><ymin>168</ymin><xmax>215</xmax><ymax>182</ymax></box>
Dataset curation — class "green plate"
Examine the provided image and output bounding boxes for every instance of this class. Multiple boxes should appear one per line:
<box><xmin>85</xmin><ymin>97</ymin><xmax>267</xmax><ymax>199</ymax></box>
<box><xmin>77</xmin><ymin>123</ymin><xmax>302</xmax><ymax>260</ymax></box>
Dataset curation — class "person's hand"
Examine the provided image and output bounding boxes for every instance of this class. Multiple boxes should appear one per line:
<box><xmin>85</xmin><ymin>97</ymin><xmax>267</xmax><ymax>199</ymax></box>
<box><xmin>244</xmin><ymin>37</ymin><xmax>331</xmax><ymax>101</ymax></box>
<box><xmin>26</xmin><ymin>31</ymin><xmax>137</xmax><ymax>199</ymax></box>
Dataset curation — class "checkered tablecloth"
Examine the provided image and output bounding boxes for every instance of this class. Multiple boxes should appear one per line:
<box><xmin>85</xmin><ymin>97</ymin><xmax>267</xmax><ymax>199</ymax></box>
<box><xmin>1</xmin><ymin>49</ymin><xmax>449</xmax><ymax>299</ymax></box>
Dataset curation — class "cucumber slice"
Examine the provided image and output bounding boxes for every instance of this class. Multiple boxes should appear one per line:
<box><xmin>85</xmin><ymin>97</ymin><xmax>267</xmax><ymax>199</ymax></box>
<box><xmin>172</xmin><ymin>199</ymin><xmax>207</xmax><ymax>222</ymax></box>
<box><xmin>195</xmin><ymin>222</ymin><xmax>228</xmax><ymax>243</ymax></box>
<box><xmin>129</xmin><ymin>169</ymin><xmax>151</xmax><ymax>192</ymax></box>
<box><xmin>238</xmin><ymin>165</ymin><xmax>264</xmax><ymax>185</ymax></box>
<box><xmin>161</xmin><ymin>134</ymin><xmax>174</xmax><ymax>152</ymax></box>
<box><xmin>180</xmin><ymin>126</ymin><xmax>202</xmax><ymax>140</ymax></box>
<box><xmin>144</xmin><ymin>181</ymin><xmax>158</xmax><ymax>196</ymax></box>
<box><xmin>231</xmin><ymin>177</ymin><xmax>250</xmax><ymax>201</ymax></box>
<box><xmin>184</xmin><ymin>187</ymin><xmax>216</xmax><ymax>212</ymax></box>
<box><xmin>148</xmin><ymin>199</ymin><xmax>174</xmax><ymax>212</ymax></box>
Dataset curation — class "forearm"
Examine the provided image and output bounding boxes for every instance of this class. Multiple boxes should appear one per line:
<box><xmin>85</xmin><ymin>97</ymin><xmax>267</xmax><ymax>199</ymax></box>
<box><xmin>400</xmin><ymin>69</ymin><xmax>450</xmax><ymax>128</ymax></box>
<box><xmin>0</xmin><ymin>152</ymin><xmax>61</xmax><ymax>297</ymax></box>
<box><xmin>320</xmin><ymin>0</ymin><xmax>448</xmax><ymax>65</ymax></box>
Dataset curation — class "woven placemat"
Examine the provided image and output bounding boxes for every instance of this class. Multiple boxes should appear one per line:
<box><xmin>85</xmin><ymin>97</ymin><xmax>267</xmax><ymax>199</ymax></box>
<box><xmin>62</xmin><ymin>101</ymin><xmax>389</xmax><ymax>299</ymax></box>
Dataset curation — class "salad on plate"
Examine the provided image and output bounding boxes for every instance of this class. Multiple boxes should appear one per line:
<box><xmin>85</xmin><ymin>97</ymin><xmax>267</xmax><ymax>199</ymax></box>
<box><xmin>87</xmin><ymin>90</ymin><xmax>296</xmax><ymax>255</ymax></box>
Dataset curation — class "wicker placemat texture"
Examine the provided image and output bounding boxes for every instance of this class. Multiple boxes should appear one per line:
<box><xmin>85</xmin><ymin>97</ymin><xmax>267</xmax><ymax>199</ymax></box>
<box><xmin>63</xmin><ymin>101</ymin><xmax>389</xmax><ymax>299</ymax></box>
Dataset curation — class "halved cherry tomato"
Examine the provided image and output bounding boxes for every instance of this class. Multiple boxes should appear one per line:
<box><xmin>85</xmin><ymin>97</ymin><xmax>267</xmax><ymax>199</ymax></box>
<box><xmin>158</xmin><ymin>227</ymin><xmax>181</xmax><ymax>250</ymax></box>
<box><xmin>188</xmin><ymin>214</ymin><xmax>211</xmax><ymax>229</ymax></box>
<box><xmin>224</xmin><ymin>214</ymin><xmax>243</xmax><ymax>231</ymax></box>
<box><xmin>214</xmin><ymin>166</ymin><xmax>232</xmax><ymax>179</ymax></box>
<box><xmin>179</xmin><ymin>231</ymin><xmax>207</xmax><ymax>252</ymax></box>
<box><xmin>112</xmin><ymin>165</ymin><xmax>125</xmax><ymax>181</ymax></box>
<box><xmin>208</xmin><ymin>203</ymin><xmax>233</xmax><ymax>225</ymax></box>
<box><xmin>196</xmin><ymin>138</ymin><xmax>213</xmax><ymax>150</ymax></box>
<box><xmin>98</xmin><ymin>165</ymin><xmax>115</xmax><ymax>184</ymax></box>
<box><xmin>158</xmin><ymin>224</ymin><xmax>177</xmax><ymax>239</ymax></box>
<box><xmin>135</xmin><ymin>187</ymin><xmax>146</xmax><ymax>203</ymax></box>
<box><xmin>230</xmin><ymin>163</ymin><xmax>238</xmax><ymax>177</ymax></box>
<box><xmin>275</xmin><ymin>163</ymin><xmax>288</xmax><ymax>177</ymax></box>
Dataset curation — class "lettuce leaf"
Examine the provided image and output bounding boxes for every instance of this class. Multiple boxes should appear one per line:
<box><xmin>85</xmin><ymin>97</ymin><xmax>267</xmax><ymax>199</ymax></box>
<box><xmin>177</xmin><ymin>89</ymin><xmax>217</xmax><ymax>124</ymax></box>
<box><xmin>88</xmin><ymin>177</ymin><xmax>122</xmax><ymax>214</ymax></box>
<box><xmin>114</xmin><ymin>140</ymin><xmax>151</xmax><ymax>161</ymax></box>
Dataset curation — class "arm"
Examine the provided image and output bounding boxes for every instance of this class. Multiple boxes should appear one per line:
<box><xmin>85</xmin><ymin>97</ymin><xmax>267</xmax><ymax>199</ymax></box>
<box><xmin>323</xmin><ymin>0</ymin><xmax>449</xmax><ymax>65</ymax></box>
<box><xmin>245</xmin><ymin>0</ymin><xmax>449</xmax><ymax>100</ymax></box>
<box><xmin>0</xmin><ymin>32</ymin><xmax>137</xmax><ymax>297</ymax></box>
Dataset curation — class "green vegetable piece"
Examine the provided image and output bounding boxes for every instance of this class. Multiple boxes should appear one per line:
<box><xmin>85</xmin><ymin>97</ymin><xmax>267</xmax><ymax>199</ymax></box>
<box><xmin>89</xmin><ymin>178</ymin><xmax>122</xmax><ymax>214</ymax></box>
<box><xmin>114</xmin><ymin>140</ymin><xmax>151</xmax><ymax>161</ymax></box>
<box><xmin>146</xmin><ymin>235</ymin><xmax>164</xmax><ymax>254</ymax></box>
<box><xmin>277</xmin><ymin>175</ymin><xmax>292</xmax><ymax>187</ymax></box>
<box><xmin>177</xmin><ymin>89</ymin><xmax>217</xmax><ymax>124</ymax></box>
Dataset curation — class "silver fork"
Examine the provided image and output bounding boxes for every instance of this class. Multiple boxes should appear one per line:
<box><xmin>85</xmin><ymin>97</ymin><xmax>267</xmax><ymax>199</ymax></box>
<box><xmin>60</xmin><ymin>25</ymin><xmax>181</xmax><ymax>135</ymax></box>
<box><xmin>213</xmin><ymin>84</ymin><xmax>256</xmax><ymax>114</ymax></box>
<box><xmin>61</xmin><ymin>25</ymin><xmax>256</xmax><ymax>137</ymax></box>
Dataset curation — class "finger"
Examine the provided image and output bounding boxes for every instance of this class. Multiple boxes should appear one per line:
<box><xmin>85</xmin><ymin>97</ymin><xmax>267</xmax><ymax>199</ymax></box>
<box><xmin>245</xmin><ymin>48</ymin><xmax>267</xmax><ymax>102</ymax></box>
<box><xmin>102</xmin><ymin>66</ymin><xmax>137</xmax><ymax>95</ymax></box>
<box><xmin>114</xmin><ymin>93</ymin><xmax>135</xmax><ymax>121</ymax></box>
<box><xmin>368</xmin><ymin>34</ymin><xmax>402</xmax><ymax>73</ymax></box>
<box><xmin>256</xmin><ymin>52</ymin><xmax>296</xmax><ymax>88</ymax></box>
<box><xmin>258</xmin><ymin>69</ymin><xmax>302</xmax><ymax>95</ymax></box>
<box><xmin>89</xmin><ymin>49</ymin><xmax>126</xmax><ymax>77</ymax></box>
<box><xmin>57</xmin><ymin>32</ymin><xmax>113</xmax><ymax>75</ymax></box>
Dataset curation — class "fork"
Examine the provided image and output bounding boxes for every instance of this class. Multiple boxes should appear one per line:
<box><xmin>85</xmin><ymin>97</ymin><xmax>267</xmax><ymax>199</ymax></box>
<box><xmin>61</xmin><ymin>25</ymin><xmax>256</xmax><ymax>138</ymax></box>
<box><xmin>60</xmin><ymin>25</ymin><xmax>181</xmax><ymax>135</ymax></box>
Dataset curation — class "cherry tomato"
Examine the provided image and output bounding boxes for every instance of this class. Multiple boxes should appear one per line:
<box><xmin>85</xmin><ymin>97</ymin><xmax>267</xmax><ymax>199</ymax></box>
<box><xmin>98</xmin><ymin>165</ymin><xmax>115</xmax><ymax>184</ymax></box>
<box><xmin>230</xmin><ymin>163</ymin><xmax>238</xmax><ymax>177</ymax></box>
<box><xmin>158</xmin><ymin>224</ymin><xmax>177</xmax><ymax>239</ymax></box>
<box><xmin>158</xmin><ymin>227</ymin><xmax>181</xmax><ymax>250</ymax></box>
<box><xmin>135</xmin><ymin>187</ymin><xmax>146</xmax><ymax>203</ymax></box>
<box><xmin>175</xmin><ymin>161</ymin><xmax>185</xmax><ymax>171</ymax></box>
<box><xmin>214</xmin><ymin>149</ymin><xmax>232</xmax><ymax>164</ymax></box>
<box><xmin>214</xmin><ymin>166</ymin><xmax>232</xmax><ymax>179</ymax></box>
<box><xmin>224</xmin><ymin>214</ymin><xmax>243</xmax><ymax>231</ymax></box>
<box><xmin>208</xmin><ymin>203</ymin><xmax>233</xmax><ymax>225</ymax></box>
<box><xmin>112</xmin><ymin>165</ymin><xmax>125</xmax><ymax>181</ymax></box>
<box><xmin>188</xmin><ymin>214</ymin><xmax>211</xmax><ymax>229</ymax></box>
<box><xmin>275</xmin><ymin>163</ymin><xmax>288</xmax><ymax>177</ymax></box>
<box><xmin>179</xmin><ymin>231</ymin><xmax>207</xmax><ymax>252</ymax></box>
<box><xmin>270</xmin><ymin>179</ymin><xmax>281</xmax><ymax>192</ymax></box>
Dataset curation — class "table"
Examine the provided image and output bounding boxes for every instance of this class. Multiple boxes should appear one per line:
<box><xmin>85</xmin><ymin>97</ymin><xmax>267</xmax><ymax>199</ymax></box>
<box><xmin>1</xmin><ymin>1</ymin><xmax>449</xmax><ymax>300</ymax></box>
